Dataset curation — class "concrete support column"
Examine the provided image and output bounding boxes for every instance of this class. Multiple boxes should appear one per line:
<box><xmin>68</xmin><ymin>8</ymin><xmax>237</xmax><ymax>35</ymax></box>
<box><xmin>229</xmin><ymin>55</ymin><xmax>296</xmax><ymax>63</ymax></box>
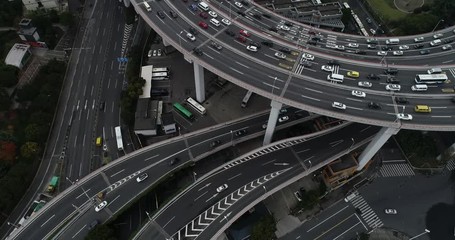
<box><xmin>357</xmin><ymin>127</ymin><xmax>400</xmax><ymax>170</ymax></box>
<box><xmin>123</xmin><ymin>0</ymin><xmax>130</xmax><ymax>7</ymax></box>
<box><xmin>263</xmin><ymin>100</ymin><xmax>283</xmax><ymax>146</ymax></box>
<box><xmin>162</xmin><ymin>38</ymin><xmax>171</xmax><ymax>47</ymax></box>
<box><xmin>193</xmin><ymin>62</ymin><xmax>205</xmax><ymax>102</ymax></box>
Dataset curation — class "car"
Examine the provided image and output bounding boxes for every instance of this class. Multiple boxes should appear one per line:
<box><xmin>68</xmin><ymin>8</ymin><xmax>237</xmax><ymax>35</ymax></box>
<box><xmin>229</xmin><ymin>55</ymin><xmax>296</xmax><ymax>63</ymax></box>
<box><xmin>392</xmin><ymin>51</ymin><xmax>403</xmax><ymax>56</ymax></box>
<box><xmin>386</xmin><ymin>77</ymin><xmax>400</xmax><ymax>84</ymax></box>
<box><xmin>294</xmin><ymin>191</ymin><xmax>302</xmax><ymax>201</ymax></box>
<box><xmin>420</xmin><ymin>49</ymin><xmax>430</xmax><ymax>55</ymax></box>
<box><xmin>211</xmin><ymin>41</ymin><xmax>222</xmax><ymax>50</ymax></box>
<box><xmin>157</xmin><ymin>10</ymin><xmax>165</xmax><ymax>19</ymax></box>
<box><xmin>335</xmin><ymin>45</ymin><xmax>345</xmax><ymax>51</ymax></box>
<box><xmin>385</xmin><ymin>84</ymin><xmax>401</xmax><ymax>91</ymax></box>
<box><xmin>240</xmin><ymin>0</ymin><xmax>250</xmax><ymax>6</ymax></box>
<box><xmin>397</xmin><ymin>113</ymin><xmax>412</xmax><ymax>121</ymax></box>
<box><xmin>444</xmin><ymin>39</ymin><xmax>454</xmax><ymax>44</ymax></box>
<box><xmin>278</xmin><ymin>116</ymin><xmax>289</xmax><ymax>122</ymax></box>
<box><xmin>377</xmin><ymin>51</ymin><xmax>387</xmax><ymax>56</ymax></box>
<box><xmin>87</xmin><ymin>220</ymin><xmax>99</xmax><ymax>230</ymax></box>
<box><xmin>301</xmin><ymin>53</ymin><xmax>314</xmax><ymax>61</ymax></box>
<box><xmin>366</xmin><ymin>38</ymin><xmax>378</xmax><ymax>44</ymax></box>
<box><xmin>367</xmin><ymin>44</ymin><xmax>377</xmax><ymax>49</ymax></box>
<box><xmin>262</xmin><ymin>123</ymin><xmax>267</xmax><ymax>129</ymax></box>
<box><xmin>352</xmin><ymin>90</ymin><xmax>366</xmax><ymax>98</ymax></box>
<box><xmin>414</xmin><ymin>36</ymin><xmax>424</xmax><ymax>42</ymax></box>
<box><xmin>216</xmin><ymin>184</ymin><xmax>228</xmax><ymax>192</ymax></box>
<box><xmin>274</xmin><ymin>52</ymin><xmax>286</xmax><ymax>59</ymax></box>
<box><xmin>236</xmin><ymin>35</ymin><xmax>246</xmax><ymax>43</ymax></box>
<box><xmin>169</xmin><ymin>157</ymin><xmax>180</xmax><ymax>166</ymax></box>
<box><xmin>95</xmin><ymin>201</ymin><xmax>108</xmax><ymax>212</ymax></box>
<box><xmin>332</xmin><ymin>102</ymin><xmax>346</xmax><ymax>110</ymax></box>
<box><xmin>327</xmin><ymin>60</ymin><xmax>339</xmax><ymax>66</ymax></box>
<box><xmin>300</xmin><ymin>60</ymin><xmax>312</xmax><ymax>68</ymax></box>
<box><xmin>253</xmin><ymin>13</ymin><xmax>262</xmax><ymax>20</ymax></box>
<box><xmin>367</xmin><ymin>73</ymin><xmax>380</xmax><ymax>80</ymax></box>
<box><xmin>277</xmin><ymin>25</ymin><xmax>290</xmax><ymax>31</ymax></box>
<box><xmin>308</xmin><ymin>39</ymin><xmax>317</xmax><ymax>46</ymax></box>
<box><xmin>414</xmin><ymin>43</ymin><xmax>424</xmax><ymax>49</ymax></box>
<box><xmin>198</xmin><ymin>21</ymin><xmax>208</xmax><ymax>29</ymax></box>
<box><xmin>193</xmin><ymin>47</ymin><xmax>203</xmax><ymax>56</ymax></box>
<box><xmin>189</xmin><ymin>27</ymin><xmax>198</xmax><ymax>35</ymax></box>
<box><xmin>250</xmin><ymin>42</ymin><xmax>261</xmax><ymax>49</ymax></box>
<box><xmin>208</xmin><ymin>10</ymin><xmax>217</xmax><ymax>18</ymax></box>
<box><xmin>321</xmin><ymin>65</ymin><xmax>333</xmax><ymax>72</ymax></box>
<box><xmin>186</xmin><ymin>32</ymin><xmax>196</xmax><ymax>41</ymax></box>
<box><xmin>368</xmin><ymin>102</ymin><xmax>381</xmax><ymax>110</ymax></box>
<box><xmin>136</xmin><ymin>173</ymin><xmax>148</xmax><ymax>182</ymax></box>
<box><xmin>199</xmin><ymin>12</ymin><xmax>208</xmax><ymax>19</ymax></box>
<box><xmin>369</xmin><ymin>28</ymin><xmax>376</xmax><ymax>35</ymax></box>
<box><xmin>157</xmin><ymin>49</ymin><xmax>162</xmax><ymax>57</ymax></box>
<box><xmin>442</xmin><ymin>44</ymin><xmax>452</xmax><ymax>51</ymax></box>
<box><xmin>347</xmin><ymin>43</ymin><xmax>359</xmax><ymax>48</ymax></box>
<box><xmin>395</xmin><ymin>97</ymin><xmax>408</xmax><ymax>104</ymax></box>
<box><xmin>152</xmin><ymin>49</ymin><xmax>157</xmax><ymax>56</ymax></box>
<box><xmin>347</xmin><ymin>71</ymin><xmax>359</xmax><ymax>78</ymax></box>
<box><xmin>234</xmin><ymin>1</ymin><xmax>243</xmax><ymax>8</ymax></box>
<box><xmin>189</xmin><ymin>3</ymin><xmax>198</xmax><ymax>11</ymax></box>
<box><xmin>262</xmin><ymin>13</ymin><xmax>271</xmax><ymax>18</ymax></box>
<box><xmin>147</xmin><ymin>50</ymin><xmax>152</xmax><ymax>57</ymax></box>
<box><xmin>210</xmin><ymin>140</ymin><xmax>221</xmax><ymax>148</ymax></box>
<box><xmin>236</xmin><ymin>10</ymin><xmax>246</xmax><ymax>17</ymax></box>
<box><xmin>221</xmin><ymin>18</ymin><xmax>231</xmax><ymax>25</ymax></box>
<box><xmin>358</xmin><ymin>81</ymin><xmax>372</xmax><ymax>88</ymax></box>
<box><xmin>384</xmin><ymin>68</ymin><xmax>398</xmax><ymax>75</ymax></box>
<box><xmin>433</xmin><ymin>33</ymin><xmax>443</xmax><ymax>39</ymax></box>
<box><xmin>246</xmin><ymin>45</ymin><xmax>258</xmax><ymax>52</ymax></box>
<box><xmin>355</xmin><ymin>50</ymin><xmax>366</xmax><ymax>55</ymax></box>
<box><xmin>452</xmin><ymin>97</ymin><xmax>455</xmax><ymax>103</ymax></box>
<box><xmin>385</xmin><ymin>209</ymin><xmax>398</xmax><ymax>214</ymax></box>
<box><xmin>239</xmin><ymin>29</ymin><xmax>250</xmax><ymax>37</ymax></box>
<box><xmin>225</xmin><ymin>29</ymin><xmax>235</xmax><ymax>36</ymax></box>
<box><xmin>235</xmin><ymin>129</ymin><xmax>248</xmax><ymax>136</ymax></box>
<box><xmin>398</xmin><ymin>45</ymin><xmax>409</xmax><ymax>50</ymax></box>
<box><xmin>169</xmin><ymin>10</ymin><xmax>178</xmax><ymax>18</ymax></box>
<box><xmin>279</xmin><ymin>48</ymin><xmax>291</xmax><ymax>54</ymax></box>
<box><xmin>366</xmin><ymin>17</ymin><xmax>372</xmax><ymax>24</ymax></box>
<box><xmin>262</xmin><ymin>41</ymin><xmax>273</xmax><ymax>47</ymax></box>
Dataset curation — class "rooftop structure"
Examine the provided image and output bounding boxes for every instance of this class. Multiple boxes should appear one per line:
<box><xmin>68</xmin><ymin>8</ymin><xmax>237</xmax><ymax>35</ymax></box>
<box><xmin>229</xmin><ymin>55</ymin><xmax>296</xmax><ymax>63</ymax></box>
<box><xmin>5</xmin><ymin>43</ymin><xmax>31</xmax><ymax>69</ymax></box>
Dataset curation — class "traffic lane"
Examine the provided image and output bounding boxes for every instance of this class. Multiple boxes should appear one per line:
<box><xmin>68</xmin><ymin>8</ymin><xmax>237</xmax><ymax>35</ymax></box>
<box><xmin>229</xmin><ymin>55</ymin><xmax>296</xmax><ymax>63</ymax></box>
<box><xmin>155</xmin><ymin>150</ymin><xmax>299</xmax><ymax>234</ymax></box>
<box><xmin>59</xmin><ymin>207</ymin><xmax>105</xmax><ymax>240</ymax></box>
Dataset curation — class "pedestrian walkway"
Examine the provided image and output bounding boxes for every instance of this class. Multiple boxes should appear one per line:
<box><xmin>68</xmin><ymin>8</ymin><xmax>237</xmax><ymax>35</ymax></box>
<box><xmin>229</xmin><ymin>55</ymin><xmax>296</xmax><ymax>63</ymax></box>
<box><xmin>446</xmin><ymin>159</ymin><xmax>455</xmax><ymax>171</ymax></box>
<box><xmin>349</xmin><ymin>193</ymin><xmax>383</xmax><ymax>229</ymax></box>
<box><xmin>294</xmin><ymin>65</ymin><xmax>305</xmax><ymax>75</ymax></box>
<box><xmin>379</xmin><ymin>163</ymin><xmax>415</xmax><ymax>177</ymax></box>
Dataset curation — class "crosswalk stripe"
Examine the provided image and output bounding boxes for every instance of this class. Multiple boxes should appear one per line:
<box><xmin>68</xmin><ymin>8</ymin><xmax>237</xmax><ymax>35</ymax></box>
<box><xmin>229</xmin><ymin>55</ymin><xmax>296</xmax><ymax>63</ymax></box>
<box><xmin>446</xmin><ymin>159</ymin><xmax>455</xmax><ymax>170</ymax></box>
<box><xmin>380</xmin><ymin>163</ymin><xmax>415</xmax><ymax>177</ymax></box>
<box><xmin>349</xmin><ymin>195</ymin><xmax>383</xmax><ymax>229</ymax></box>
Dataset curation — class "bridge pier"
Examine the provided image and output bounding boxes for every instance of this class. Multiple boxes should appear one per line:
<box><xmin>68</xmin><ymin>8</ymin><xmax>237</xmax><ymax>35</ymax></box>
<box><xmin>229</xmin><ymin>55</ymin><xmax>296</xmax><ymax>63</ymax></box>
<box><xmin>263</xmin><ymin>100</ymin><xmax>283</xmax><ymax>145</ymax></box>
<box><xmin>356</xmin><ymin>127</ymin><xmax>400</xmax><ymax>170</ymax></box>
<box><xmin>162</xmin><ymin>38</ymin><xmax>171</xmax><ymax>47</ymax></box>
<box><xmin>123</xmin><ymin>0</ymin><xmax>130</xmax><ymax>7</ymax></box>
<box><xmin>193</xmin><ymin>62</ymin><xmax>205</xmax><ymax>103</ymax></box>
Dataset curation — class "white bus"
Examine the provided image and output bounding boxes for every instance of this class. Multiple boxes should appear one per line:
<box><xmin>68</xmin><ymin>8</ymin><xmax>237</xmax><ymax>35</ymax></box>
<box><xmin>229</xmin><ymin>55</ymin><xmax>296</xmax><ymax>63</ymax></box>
<box><xmin>152</xmin><ymin>67</ymin><xmax>170</xmax><ymax>73</ymax></box>
<box><xmin>415</xmin><ymin>73</ymin><xmax>448</xmax><ymax>84</ymax></box>
<box><xmin>152</xmin><ymin>72</ymin><xmax>169</xmax><ymax>80</ymax></box>
<box><xmin>241</xmin><ymin>90</ymin><xmax>253</xmax><ymax>108</ymax></box>
<box><xmin>115</xmin><ymin>126</ymin><xmax>124</xmax><ymax>151</ymax></box>
<box><xmin>186</xmin><ymin>97</ymin><xmax>206</xmax><ymax>115</ymax></box>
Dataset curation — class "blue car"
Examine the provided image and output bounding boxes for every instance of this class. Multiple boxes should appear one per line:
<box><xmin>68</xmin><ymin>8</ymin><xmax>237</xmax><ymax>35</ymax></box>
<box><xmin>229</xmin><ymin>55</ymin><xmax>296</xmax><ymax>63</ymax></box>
<box><xmin>189</xmin><ymin>4</ymin><xmax>198</xmax><ymax>11</ymax></box>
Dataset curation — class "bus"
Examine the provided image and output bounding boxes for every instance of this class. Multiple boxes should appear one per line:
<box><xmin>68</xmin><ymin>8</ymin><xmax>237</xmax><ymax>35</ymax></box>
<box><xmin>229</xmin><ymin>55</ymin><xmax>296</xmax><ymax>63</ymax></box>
<box><xmin>241</xmin><ymin>90</ymin><xmax>253</xmax><ymax>108</ymax></box>
<box><xmin>186</xmin><ymin>97</ymin><xmax>206</xmax><ymax>115</ymax></box>
<box><xmin>151</xmin><ymin>72</ymin><xmax>169</xmax><ymax>80</ymax></box>
<box><xmin>152</xmin><ymin>67</ymin><xmax>170</xmax><ymax>74</ymax></box>
<box><xmin>415</xmin><ymin>73</ymin><xmax>448</xmax><ymax>84</ymax></box>
<box><xmin>114</xmin><ymin>126</ymin><xmax>124</xmax><ymax>151</ymax></box>
<box><xmin>173</xmin><ymin>103</ymin><xmax>194</xmax><ymax>120</ymax></box>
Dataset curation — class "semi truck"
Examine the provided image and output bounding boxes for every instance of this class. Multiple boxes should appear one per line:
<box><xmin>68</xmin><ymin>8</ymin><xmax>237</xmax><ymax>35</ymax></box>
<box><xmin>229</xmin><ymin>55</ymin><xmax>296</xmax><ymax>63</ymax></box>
<box><xmin>47</xmin><ymin>176</ymin><xmax>59</xmax><ymax>193</ymax></box>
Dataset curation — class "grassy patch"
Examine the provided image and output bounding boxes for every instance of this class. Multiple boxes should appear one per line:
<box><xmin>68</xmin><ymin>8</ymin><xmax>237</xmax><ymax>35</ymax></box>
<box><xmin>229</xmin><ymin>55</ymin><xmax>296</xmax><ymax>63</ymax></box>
<box><xmin>366</xmin><ymin>0</ymin><xmax>407</xmax><ymax>22</ymax></box>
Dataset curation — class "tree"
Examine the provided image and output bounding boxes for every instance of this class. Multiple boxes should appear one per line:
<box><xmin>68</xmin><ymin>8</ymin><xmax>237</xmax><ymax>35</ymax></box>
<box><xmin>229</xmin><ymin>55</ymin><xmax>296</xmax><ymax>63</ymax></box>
<box><xmin>0</xmin><ymin>65</ymin><xmax>19</xmax><ymax>88</ymax></box>
<box><xmin>59</xmin><ymin>12</ymin><xmax>74</xmax><ymax>27</ymax></box>
<box><xmin>20</xmin><ymin>142</ymin><xmax>40</xmax><ymax>160</ymax></box>
<box><xmin>0</xmin><ymin>88</ymin><xmax>11</xmax><ymax>111</ymax></box>
<box><xmin>251</xmin><ymin>215</ymin><xmax>277</xmax><ymax>240</ymax></box>
<box><xmin>0</xmin><ymin>141</ymin><xmax>16</xmax><ymax>164</ymax></box>
<box><xmin>85</xmin><ymin>224</ymin><xmax>117</xmax><ymax>240</ymax></box>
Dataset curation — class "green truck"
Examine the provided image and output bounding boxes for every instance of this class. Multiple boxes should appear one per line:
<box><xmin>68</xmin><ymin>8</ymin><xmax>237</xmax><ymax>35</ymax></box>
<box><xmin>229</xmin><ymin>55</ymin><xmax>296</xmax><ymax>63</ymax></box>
<box><xmin>47</xmin><ymin>176</ymin><xmax>59</xmax><ymax>193</ymax></box>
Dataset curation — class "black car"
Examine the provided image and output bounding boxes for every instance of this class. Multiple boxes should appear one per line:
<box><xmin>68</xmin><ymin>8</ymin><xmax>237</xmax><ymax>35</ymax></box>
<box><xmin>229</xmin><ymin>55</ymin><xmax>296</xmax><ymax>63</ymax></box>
<box><xmin>261</xmin><ymin>41</ymin><xmax>273</xmax><ymax>47</ymax></box>
<box><xmin>384</xmin><ymin>68</ymin><xmax>398</xmax><ymax>75</ymax></box>
<box><xmin>414</xmin><ymin>43</ymin><xmax>424</xmax><ymax>49</ymax></box>
<box><xmin>193</xmin><ymin>48</ymin><xmax>203</xmax><ymax>56</ymax></box>
<box><xmin>381</xmin><ymin>46</ymin><xmax>393</xmax><ymax>51</ymax></box>
<box><xmin>262</xmin><ymin>13</ymin><xmax>271</xmax><ymax>18</ymax></box>
<box><xmin>395</xmin><ymin>97</ymin><xmax>408</xmax><ymax>104</ymax></box>
<box><xmin>253</xmin><ymin>13</ymin><xmax>262</xmax><ymax>20</ymax></box>
<box><xmin>169</xmin><ymin>158</ymin><xmax>180</xmax><ymax>166</ymax></box>
<box><xmin>284</xmin><ymin>21</ymin><xmax>293</xmax><ymax>27</ymax></box>
<box><xmin>169</xmin><ymin>10</ymin><xmax>178</xmax><ymax>18</ymax></box>
<box><xmin>452</xmin><ymin>97</ymin><xmax>455</xmax><ymax>103</ymax></box>
<box><xmin>189</xmin><ymin>27</ymin><xmax>198</xmax><ymax>35</ymax></box>
<box><xmin>386</xmin><ymin>77</ymin><xmax>400</xmax><ymax>83</ymax></box>
<box><xmin>327</xmin><ymin>59</ymin><xmax>339</xmax><ymax>66</ymax></box>
<box><xmin>240</xmin><ymin>0</ymin><xmax>249</xmax><ymax>6</ymax></box>
<box><xmin>279</xmin><ymin>48</ymin><xmax>291</xmax><ymax>54</ymax></box>
<box><xmin>250</xmin><ymin>42</ymin><xmax>261</xmax><ymax>49</ymax></box>
<box><xmin>368</xmin><ymin>102</ymin><xmax>381</xmax><ymax>110</ymax></box>
<box><xmin>355</xmin><ymin>50</ymin><xmax>367</xmax><ymax>55</ymax></box>
<box><xmin>225</xmin><ymin>29</ymin><xmax>235</xmax><ymax>36</ymax></box>
<box><xmin>420</xmin><ymin>49</ymin><xmax>430</xmax><ymax>55</ymax></box>
<box><xmin>99</xmin><ymin>101</ymin><xmax>105</xmax><ymax>111</ymax></box>
<box><xmin>157</xmin><ymin>10</ymin><xmax>165</xmax><ymax>19</ymax></box>
<box><xmin>367</xmin><ymin>73</ymin><xmax>380</xmax><ymax>80</ymax></box>
<box><xmin>268</xmin><ymin>27</ymin><xmax>278</xmax><ymax>32</ymax></box>
<box><xmin>308</xmin><ymin>40</ymin><xmax>317</xmax><ymax>46</ymax></box>
<box><xmin>87</xmin><ymin>220</ymin><xmax>99</xmax><ymax>230</ymax></box>
<box><xmin>236</xmin><ymin>11</ymin><xmax>246</xmax><ymax>17</ymax></box>
<box><xmin>235</xmin><ymin>129</ymin><xmax>248</xmax><ymax>137</ymax></box>
<box><xmin>444</xmin><ymin>39</ymin><xmax>454</xmax><ymax>44</ymax></box>
<box><xmin>210</xmin><ymin>140</ymin><xmax>221</xmax><ymax>148</ymax></box>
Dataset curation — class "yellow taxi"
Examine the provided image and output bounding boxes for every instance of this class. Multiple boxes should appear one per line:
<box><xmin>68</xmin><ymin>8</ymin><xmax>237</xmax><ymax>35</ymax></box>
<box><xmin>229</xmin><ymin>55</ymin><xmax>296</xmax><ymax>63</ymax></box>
<box><xmin>347</xmin><ymin>71</ymin><xmax>360</xmax><ymax>78</ymax></box>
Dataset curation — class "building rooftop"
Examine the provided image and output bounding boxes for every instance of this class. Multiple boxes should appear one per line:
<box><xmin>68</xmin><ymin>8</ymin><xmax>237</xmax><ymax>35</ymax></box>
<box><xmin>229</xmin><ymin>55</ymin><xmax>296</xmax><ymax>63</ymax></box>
<box><xmin>134</xmin><ymin>98</ymin><xmax>157</xmax><ymax>131</ymax></box>
<box><xmin>5</xmin><ymin>43</ymin><xmax>30</xmax><ymax>68</ymax></box>
<box><xmin>140</xmin><ymin>65</ymin><xmax>153</xmax><ymax>98</ymax></box>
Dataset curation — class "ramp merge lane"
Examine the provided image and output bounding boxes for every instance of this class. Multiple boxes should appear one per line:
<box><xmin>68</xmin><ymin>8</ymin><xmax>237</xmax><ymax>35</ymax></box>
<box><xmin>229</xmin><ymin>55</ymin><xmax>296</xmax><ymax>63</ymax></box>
<box><xmin>132</xmin><ymin>0</ymin><xmax>455</xmax><ymax>130</ymax></box>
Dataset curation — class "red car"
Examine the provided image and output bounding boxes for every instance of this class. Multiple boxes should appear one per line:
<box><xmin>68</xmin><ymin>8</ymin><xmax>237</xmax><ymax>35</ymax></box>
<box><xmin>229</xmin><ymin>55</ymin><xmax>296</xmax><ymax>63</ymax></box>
<box><xmin>239</xmin><ymin>29</ymin><xmax>250</xmax><ymax>37</ymax></box>
<box><xmin>199</xmin><ymin>12</ymin><xmax>208</xmax><ymax>19</ymax></box>
<box><xmin>198</xmin><ymin>21</ymin><xmax>208</xmax><ymax>29</ymax></box>
<box><xmin>236</xmin><ymin>35</ymin><xmax>246</xmax><ymax>43</ymax></box>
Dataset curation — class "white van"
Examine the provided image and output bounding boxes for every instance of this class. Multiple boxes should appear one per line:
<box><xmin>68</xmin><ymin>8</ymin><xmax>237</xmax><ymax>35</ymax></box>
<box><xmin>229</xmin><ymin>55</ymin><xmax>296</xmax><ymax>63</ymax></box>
<box><xmin>210</xmin><ymin>18</ymin><xmax>220</xmax><ymax>27</ymax></box>
<box><xmin>430</xmin><ymin>39</ymin><xmax>442</xmax><ymax>46</ymax></box>
<box><xmin>198</xmin><ymin>2</ymin><xmax>210</xmax><ymax>11</ymax></box>
<box><xmin>143</xmin><ymin>1</ymin><xmax>151</xmax><ymax>12</ymax></box>
<box><xmin>327</xmin><ymin>73</ymin><xmax>344</xmax><ymax>83</ymax></box>
<box><xmin>386</xmin><ymin>38</ymin><xmax>400</xmax><ymax>45</ymax></box>
<box><xmin>427</xmin><ymin>68</ymin><xmax>442</xmax><ymax>74</ymax></box>
<box><xmin>411</xmin><ymin>84</ymin><xmax>428</xmax><ymax>91</ymax></box>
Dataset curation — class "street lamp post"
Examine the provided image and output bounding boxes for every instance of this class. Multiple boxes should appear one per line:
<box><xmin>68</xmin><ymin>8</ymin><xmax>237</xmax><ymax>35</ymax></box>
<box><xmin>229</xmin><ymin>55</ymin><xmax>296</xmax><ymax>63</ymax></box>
<box><xmin>349</xmin><ymin>138</ymin><xmax>355</xmax><ymax>149</ymax></box>
<box><xmin>305</xmin><ymin>160</ymin><xmax>312</xmax><ymax>169</ymax></box>
<box><xmin>263</xmin><ymin>185</ymin><xmax>267</xmax><ymax>193</ymax></box>
<box><xmin>272</xmin><ymin>77</ymin><xmax>277</xmax><ymax>95</ymax></box>
<box><xmin>7</xmin><ymin>222</ymin><xmax>19</xmax><ymax>228</ymax></box>
<box><xmin>145</xmin><ymin>211</ymin><xmax>152</xmax><ymax>221</ymax></box>
<box><xmin>409</xmin><ymin>229</ymin><xmax>430</xmax><ymax>240</ymax></box>
<box><xmin>66</xmin><ymin>177</ymin><xmax>91</xmax><ymax>202</ymax></box>
<box><xmin>177</xmin><ymin>31</ymin><xmax>183</xmax><ymax>48</ymax></box>
<box><xmin>432</xmin><ymin>19</ymin><xmax>444</xmax><ymax>32</ymax></box>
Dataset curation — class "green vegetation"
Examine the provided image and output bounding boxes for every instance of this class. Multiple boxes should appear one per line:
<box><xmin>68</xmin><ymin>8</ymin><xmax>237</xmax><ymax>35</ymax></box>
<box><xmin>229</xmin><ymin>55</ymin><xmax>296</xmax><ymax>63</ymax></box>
<box><xmin>251</xmin><ymin>215</ymin><xmax>277</xmax><ymax>240</ymax></box>
<box><xmin>0</xmin><ymin>0</ymin><xmax>23</xmax><ymax>27</ymax></box>
<box><xmin>0</xmin><ymin>31</ymin><xmax>21</xmax><ymax>60</ymax></box>
<box><xmin>395</xmin><ymin>130</ymin><xmax>440</xmax><ymax>168</ymax></box>
<box><xmin>366</xmin><ymin>0</ymin><xmax>407</xmax><ymax>22</ymax></box>
<box><xmin>85</xmin><ymin>224</ymin><xmax>118</xmax><ymax>240</ymax></box>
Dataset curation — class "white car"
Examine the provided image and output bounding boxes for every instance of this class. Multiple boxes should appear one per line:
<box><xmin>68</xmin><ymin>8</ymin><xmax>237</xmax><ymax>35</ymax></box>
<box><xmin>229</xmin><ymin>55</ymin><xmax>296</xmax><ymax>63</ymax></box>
<box><xmin>147</xmin><ymin>50</ymin><xmax>152</xmax><ymax>57</ymax></box>
<box><xmin>95</xmin><ymin>201</ymin><xmax>108</xmax><ymax>212</ymax></box>
<box><xmin>274</xmin><ymin>52</ymin><xmax>286</xmax><ymax>59</ymax></box>
<box><xmin>216</xmin><ymin>184</ymin><xmax>228</xmax><ymax>193</ymax></box>
<box><xmin>335</xmin><ymin>45</ymin><xmax>345</xmax><ymax>51</ymax></box>
<box><xmin>414</xmin><ymin>37</ymin><xmax>424</xmax><ymax>42</ymax></box>
<box><xmin>234</xmin><ymin>1</ymin><xmax>243</xmax><ymax>8</ymax></box>
<box><xmin>186</xmin><ymin>33</ymin><xmax>196</xmax><ymax>41</ymax></box>
<box><xmin>351</xmin><ymin>90</ymin><xmax>366</xmax><ymax>98</ymax></box>
<box><xmin>332</xmin><ymin>102</ymin><xmax>346</xmax><ymax>110</ymax></box>
<box><xmin>377</xmin><ymin>51</ymin><xmax>387</xmax><ymax>56</ymax></box>
<box><xmin>246</xmin><ymin>45</ymin><xmax>258</xmax><ymax>52</ymax></box>
<box><xmin>153</xmin><ymin>50</ymin><xmax>157</xmax><ymax>57</ymax></box>
<box><xmin>358</xmin><ymin>81</ymin><xmax>372</xmax><ymax>88</ymax></box>
<box><xmin>385</xmin><ymin>84</ymin><xmax>401</xmax><ymax>91</ymax></box>
<box><xmin>433</xmin><ymin>33</ymin><xmax>443</xmax><ymax>39</ymax></box>
<box><xmin>278</xmin><ymin>25</ymin><xmax>290</xmax><ymax>31</ymax></box>
<box><xmin>321</xmin><ymin>65</ymin><xmax>333</xmax><ymax>72</ymax></box>
<box><xmin>221</xmin><ymin>18</ymin><xmax>231</xmax><ymax>25</ymax></box>
<box><xmin>397</xmin><ymin>113</ymin><xmax>412</xmax><ymax>121</ymax></box>
<box><xmin>301</xmin><ymin>53</ymin><xmax>314</xmax><ymax>61</ymax></box>
<box><xmin>347</xmin><ymin>43</ymin><xmax>359</xmax><ymax>48</ymax></box>
<box><xmin>367</xmin><ymin>44</ymin><xmax>377</xmax><ymax>49</ymax></box>
<box><xmin>136</xmin><ymin>173</ymin><xmax>148</xmax><ymax>182</ymax></box>
<box><xmin>442</xmin><ymin>44</ymin><xmax>452</xmax><ymax>51</ymax></box>
<box><xmin>392</xmin><ymin>51</ymin><xmax>403</xmax><ymax>56</ymax></box>
<box><xmin>398</xmin><ymin>45</ymin><xmax>409</xmax><ymax>50</ymax></box>
<box><xmin>384</xmin><ymin>209</ymin><xmax>398</xmax><ymax>214</ymax></box>
<box><xmin>369</xmin><ymin>28</ymin><xmax>376</xmax><ymax>34</ymax></box>
<box><xmin>208</xmin><ymin>11</ymin><xmax>217</xmax><ymax>18</ymax></box>
<box><xmin>278</xmin><ymin>116</ymin><xmax>289</xmax><ymax>122</ymax></box>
